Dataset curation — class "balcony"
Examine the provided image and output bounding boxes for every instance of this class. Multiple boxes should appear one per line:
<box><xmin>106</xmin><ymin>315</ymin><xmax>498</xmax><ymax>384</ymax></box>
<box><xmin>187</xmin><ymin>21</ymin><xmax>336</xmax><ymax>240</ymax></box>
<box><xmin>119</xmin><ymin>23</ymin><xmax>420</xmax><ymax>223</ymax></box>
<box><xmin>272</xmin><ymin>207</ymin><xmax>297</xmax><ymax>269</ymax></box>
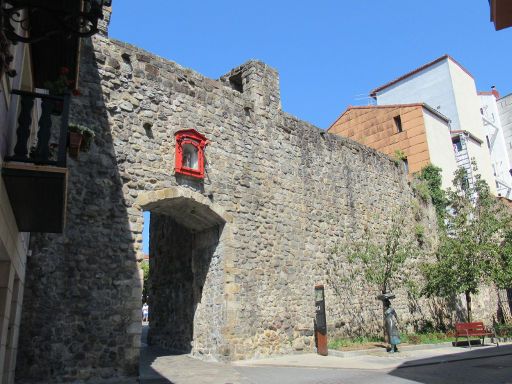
<box><xmin>1</xmin><ymin>90</ymin><xmax>70</xmax><ymax>233</ymax></box>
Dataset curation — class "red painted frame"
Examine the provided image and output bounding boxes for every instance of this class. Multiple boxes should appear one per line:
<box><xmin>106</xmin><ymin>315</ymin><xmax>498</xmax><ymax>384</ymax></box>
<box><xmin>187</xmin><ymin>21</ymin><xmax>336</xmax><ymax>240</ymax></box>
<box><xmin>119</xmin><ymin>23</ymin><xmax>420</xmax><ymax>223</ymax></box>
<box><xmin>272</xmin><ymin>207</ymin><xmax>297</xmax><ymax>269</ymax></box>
<box><xmin>174</xmin><ymin>129</ymin><xmax>208</xmax><ymax>179</ymax></box>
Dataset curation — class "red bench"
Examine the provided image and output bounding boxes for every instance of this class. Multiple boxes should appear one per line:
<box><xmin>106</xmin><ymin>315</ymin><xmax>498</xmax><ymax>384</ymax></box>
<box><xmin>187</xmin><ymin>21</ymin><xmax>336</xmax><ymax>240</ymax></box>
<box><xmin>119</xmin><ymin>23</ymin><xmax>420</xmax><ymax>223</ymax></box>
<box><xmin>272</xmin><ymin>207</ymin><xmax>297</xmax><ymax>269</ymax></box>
<box><xmin>455</xmin><ymin>322</ymin><xmax>497</xmax><ymax>349</ymax></box>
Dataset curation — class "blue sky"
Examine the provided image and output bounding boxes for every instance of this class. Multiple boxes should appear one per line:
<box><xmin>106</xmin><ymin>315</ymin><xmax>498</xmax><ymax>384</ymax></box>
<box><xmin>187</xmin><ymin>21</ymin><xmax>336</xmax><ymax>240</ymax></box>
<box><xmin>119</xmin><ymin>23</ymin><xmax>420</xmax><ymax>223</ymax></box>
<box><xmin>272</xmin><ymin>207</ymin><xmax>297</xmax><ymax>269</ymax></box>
<box><xmin>108</xmin><ymin>1</ymin><xmax>512</xmax><ymax>254</ymax></box>
<box><xmin>110</xmin><ymin>0</ymin><xmax>511</xmax><ymax>130</ymax></box>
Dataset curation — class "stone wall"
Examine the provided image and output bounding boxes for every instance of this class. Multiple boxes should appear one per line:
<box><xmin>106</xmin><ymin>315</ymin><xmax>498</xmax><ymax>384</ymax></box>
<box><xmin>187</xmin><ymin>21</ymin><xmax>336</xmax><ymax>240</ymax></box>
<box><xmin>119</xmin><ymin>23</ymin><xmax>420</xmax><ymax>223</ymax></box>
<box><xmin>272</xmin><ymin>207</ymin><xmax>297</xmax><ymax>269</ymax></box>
<box><xmin>148</xmin><ymin>215</ymin><xmax>225</xmax><ymax>358</ymax></box>
<box><xmin>15</xmin><ymin>32</ymin><xmax>495</xmax><ymax>383</ymax></box>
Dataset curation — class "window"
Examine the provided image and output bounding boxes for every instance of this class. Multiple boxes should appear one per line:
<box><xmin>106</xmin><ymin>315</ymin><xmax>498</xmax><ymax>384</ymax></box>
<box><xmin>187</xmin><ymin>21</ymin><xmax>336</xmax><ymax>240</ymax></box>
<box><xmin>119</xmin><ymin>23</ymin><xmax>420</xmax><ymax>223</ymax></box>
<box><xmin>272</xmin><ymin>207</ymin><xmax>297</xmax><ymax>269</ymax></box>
<box><xmin>229</xmin><ymin>72</ymin><xmax>243</xmax><ymax>93</ymax></box>
<box><xmin>452</xmin><ymin>137</ymin><xmax>462</xmax><ymax>152</ymax></box>
<box><xmin>174</xmin><ymin>129</ymin><xmax>208</xmax><ymax>179</ymax></box>
<box><xmin>393</xmin><ymin>115</ymin><xmax>403</xmax><ymax>133</ymax></box>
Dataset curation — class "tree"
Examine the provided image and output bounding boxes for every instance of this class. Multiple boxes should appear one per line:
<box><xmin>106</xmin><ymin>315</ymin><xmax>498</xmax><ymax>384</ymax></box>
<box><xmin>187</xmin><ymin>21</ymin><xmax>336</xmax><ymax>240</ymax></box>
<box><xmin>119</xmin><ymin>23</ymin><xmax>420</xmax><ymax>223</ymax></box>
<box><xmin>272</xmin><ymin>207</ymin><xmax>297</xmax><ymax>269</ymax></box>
<box><xmin>422</xmin><ymin>163</ymin><xmax>510</xmax><ymax>322</ymax></box>
<box><xmin>141</xmin><ymin>260</ymin><xmax>150</xmax><ymax>302</ymax></box>
<box><xmin>327</xmin><ymin>206</ymin><xmax>420</xmax><ymax>339</ymax></box>
<box><xmin>346</xmin><ymin>210</ymin><xmax>413</xmax><ymax>296</ymax></box>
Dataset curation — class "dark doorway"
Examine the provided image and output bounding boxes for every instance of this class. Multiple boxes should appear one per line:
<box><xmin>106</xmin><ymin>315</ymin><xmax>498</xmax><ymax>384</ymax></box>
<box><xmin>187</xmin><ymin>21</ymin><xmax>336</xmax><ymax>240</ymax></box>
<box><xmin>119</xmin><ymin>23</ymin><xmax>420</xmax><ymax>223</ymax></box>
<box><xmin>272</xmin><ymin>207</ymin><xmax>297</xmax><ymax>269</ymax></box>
<box><xmin>145</xmin><ymin>198</ymin><xmax>225</xmax><ymax>355</ymax></box>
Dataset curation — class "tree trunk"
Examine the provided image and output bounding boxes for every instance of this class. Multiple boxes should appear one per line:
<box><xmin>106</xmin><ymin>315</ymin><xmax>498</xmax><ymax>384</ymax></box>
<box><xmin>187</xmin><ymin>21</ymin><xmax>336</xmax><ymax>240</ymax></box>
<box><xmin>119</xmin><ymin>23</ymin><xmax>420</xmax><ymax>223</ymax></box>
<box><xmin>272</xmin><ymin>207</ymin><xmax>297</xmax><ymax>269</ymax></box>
<box><xmin>497</xmin><ymin>288</ymin><xmax>512</xmax><ymax>323</ymax></box>
<box><xmin>465</xmin><ymin>291</ymin><xmax>472</xmax><ymax>322</ymax></box>
<box><xmin>382</xmin><ymin>287</ymin><xmax>388</xmax><ymax>343</ymax></box>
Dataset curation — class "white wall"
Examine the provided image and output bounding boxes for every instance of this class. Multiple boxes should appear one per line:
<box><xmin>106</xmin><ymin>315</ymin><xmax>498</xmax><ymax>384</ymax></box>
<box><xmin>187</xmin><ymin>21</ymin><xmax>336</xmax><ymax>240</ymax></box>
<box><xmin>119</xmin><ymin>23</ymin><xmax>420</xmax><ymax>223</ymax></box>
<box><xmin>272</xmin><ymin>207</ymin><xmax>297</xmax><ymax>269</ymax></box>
<box><xmin>465</xmin><ymin>136</ymin><xmax>498</xmax><ymax>194</ymax></box>
<box><xmin>375</xmin><ymin>59</ymin><xmax>461</xmax><ymax>130</ymax></box>
<box><xmin>423</xmin><ymin>110</ymin><xmax>458</xmax><ymax>189</ymax></box>
<box><xmin>448</xmin><ymin>61</ymin><xmax>487</xmax><ymax>142</ymax></box>
<box><xmin>497</xmin><ymin>93</ymin><xmax>512</xmax><ymax>175</ymax></box>
<box><xmin>480</xmin><ymin>93</ymin><xmax>512</xmax><ymax>198</ymax></box>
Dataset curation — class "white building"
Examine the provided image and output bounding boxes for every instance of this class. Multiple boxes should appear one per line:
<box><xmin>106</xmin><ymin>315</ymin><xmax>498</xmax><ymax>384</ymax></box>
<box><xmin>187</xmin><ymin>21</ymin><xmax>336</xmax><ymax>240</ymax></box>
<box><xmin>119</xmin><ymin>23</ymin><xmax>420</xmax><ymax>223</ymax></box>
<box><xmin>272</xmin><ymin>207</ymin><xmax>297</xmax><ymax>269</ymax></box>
<box><xmin>479</xmin><ymin>90</ymin><xmax>512</xmax><ymax>198</ymax></box>
<box><xmin>370</xmin><ymin>55</ymin><xmax>497</xmax><ymax>194</ymax></box>
<box><xmin>497</xmin><ymin>93</ymin><xmax>512</xmax><ymax>180</ymax></box>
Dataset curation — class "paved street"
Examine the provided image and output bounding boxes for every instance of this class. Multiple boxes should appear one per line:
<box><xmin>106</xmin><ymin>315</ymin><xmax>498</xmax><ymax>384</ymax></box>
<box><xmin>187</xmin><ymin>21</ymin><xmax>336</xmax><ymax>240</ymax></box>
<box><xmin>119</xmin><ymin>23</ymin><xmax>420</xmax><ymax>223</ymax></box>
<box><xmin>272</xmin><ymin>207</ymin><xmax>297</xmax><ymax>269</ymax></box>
<box><xmin>139</xmin><ymin>327</ymin><xmax>512</xmax><ymax>384</ymax></box>
<box><xmin>235</xmin><ymin>352</ymin><xmax>512</xmax><ymax>384</ymax></box>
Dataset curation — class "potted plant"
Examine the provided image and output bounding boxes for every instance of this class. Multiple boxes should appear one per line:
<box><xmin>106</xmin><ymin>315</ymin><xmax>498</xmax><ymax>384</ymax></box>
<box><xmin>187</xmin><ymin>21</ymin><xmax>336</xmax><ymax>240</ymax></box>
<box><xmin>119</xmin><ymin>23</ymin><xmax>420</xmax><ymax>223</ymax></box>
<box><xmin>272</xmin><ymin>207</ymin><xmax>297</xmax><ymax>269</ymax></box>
<box><xmin>79</xmin><ymin>125</ymin><xmax>96</xmax><ymax>152</ymax></box>
<box><xmin>68</xmin><ymin>123</ymin><xmax>96</xmax><ymax>158</ymax></box>
<box><xmin>43</xmin><ymin>67</ymin><xmax>80</xmax><ymax>115</ymax></box>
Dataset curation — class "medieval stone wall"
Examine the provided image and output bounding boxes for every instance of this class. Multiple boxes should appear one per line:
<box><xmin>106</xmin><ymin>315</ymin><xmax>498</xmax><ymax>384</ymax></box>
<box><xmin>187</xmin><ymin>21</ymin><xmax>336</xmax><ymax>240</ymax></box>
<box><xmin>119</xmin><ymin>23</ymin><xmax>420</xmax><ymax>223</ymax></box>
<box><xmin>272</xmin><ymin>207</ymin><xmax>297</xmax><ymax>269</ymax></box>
<box><xmin>15</xmin><ymin>33</ymin><xmax>496</xmax><ymax>383</ymax></box>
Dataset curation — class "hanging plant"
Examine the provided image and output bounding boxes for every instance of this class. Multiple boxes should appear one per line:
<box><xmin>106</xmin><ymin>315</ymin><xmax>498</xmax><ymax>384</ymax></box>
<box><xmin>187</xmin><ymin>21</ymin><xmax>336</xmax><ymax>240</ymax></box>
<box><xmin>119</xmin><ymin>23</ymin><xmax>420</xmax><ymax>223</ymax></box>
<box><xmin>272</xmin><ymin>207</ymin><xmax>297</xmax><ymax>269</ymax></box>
<box><xmin>68</xmin><ymin>123</ymin><xmax>96</xmax><ymax>158</ymax></box>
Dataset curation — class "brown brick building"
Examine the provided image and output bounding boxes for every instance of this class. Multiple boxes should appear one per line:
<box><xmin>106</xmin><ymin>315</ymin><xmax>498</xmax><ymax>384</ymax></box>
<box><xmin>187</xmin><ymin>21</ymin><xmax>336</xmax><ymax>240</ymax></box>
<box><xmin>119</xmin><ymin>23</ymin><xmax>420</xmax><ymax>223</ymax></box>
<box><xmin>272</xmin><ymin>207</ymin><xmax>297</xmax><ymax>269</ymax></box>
<box><xmin>328</xmin><ymin>104</ymin><xmax>458</xmax><ymax>188</ymax></box>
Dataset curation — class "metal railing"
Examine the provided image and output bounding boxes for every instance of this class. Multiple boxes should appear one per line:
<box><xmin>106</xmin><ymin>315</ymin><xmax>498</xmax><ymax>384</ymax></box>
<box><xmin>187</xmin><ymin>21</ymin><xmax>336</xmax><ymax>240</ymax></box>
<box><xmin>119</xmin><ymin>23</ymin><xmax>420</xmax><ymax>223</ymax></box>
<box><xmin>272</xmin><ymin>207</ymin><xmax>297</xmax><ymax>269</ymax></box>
<box><xmin>6</xmin><ymin>89</ymin><xmax>70</xmax><ymax>167</ymax></box>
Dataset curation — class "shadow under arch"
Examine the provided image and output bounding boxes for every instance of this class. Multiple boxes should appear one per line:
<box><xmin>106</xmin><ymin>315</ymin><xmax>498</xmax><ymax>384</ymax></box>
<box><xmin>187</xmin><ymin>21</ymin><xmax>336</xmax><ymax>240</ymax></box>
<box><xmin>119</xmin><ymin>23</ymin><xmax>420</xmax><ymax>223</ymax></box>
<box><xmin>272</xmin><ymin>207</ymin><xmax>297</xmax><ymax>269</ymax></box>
<box><xmin>136</xmin><ymin>187</ymin><xmax>232</xmax><ymax>358</ymax></box>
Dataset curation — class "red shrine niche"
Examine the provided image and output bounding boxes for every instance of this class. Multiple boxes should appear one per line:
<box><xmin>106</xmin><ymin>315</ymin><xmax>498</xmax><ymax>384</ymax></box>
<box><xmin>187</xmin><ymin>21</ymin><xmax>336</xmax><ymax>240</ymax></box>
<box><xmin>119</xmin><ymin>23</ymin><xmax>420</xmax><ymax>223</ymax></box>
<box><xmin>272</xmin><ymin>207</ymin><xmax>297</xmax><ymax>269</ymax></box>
<box><xmin>174</xmin><ymin>129</ymin><xmax>208</xmax><ymax>179</ymax></box>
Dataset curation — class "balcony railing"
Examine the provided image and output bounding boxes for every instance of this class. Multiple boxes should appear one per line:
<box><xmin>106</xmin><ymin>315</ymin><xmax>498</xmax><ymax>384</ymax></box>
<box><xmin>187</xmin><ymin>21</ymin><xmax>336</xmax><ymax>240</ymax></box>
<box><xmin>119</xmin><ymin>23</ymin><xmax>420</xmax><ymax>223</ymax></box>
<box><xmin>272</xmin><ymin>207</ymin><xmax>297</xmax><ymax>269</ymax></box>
<box><xmin>6</xmin><ymin>89</ymin><xmax>70</xmax><ymax>167</ymax></box>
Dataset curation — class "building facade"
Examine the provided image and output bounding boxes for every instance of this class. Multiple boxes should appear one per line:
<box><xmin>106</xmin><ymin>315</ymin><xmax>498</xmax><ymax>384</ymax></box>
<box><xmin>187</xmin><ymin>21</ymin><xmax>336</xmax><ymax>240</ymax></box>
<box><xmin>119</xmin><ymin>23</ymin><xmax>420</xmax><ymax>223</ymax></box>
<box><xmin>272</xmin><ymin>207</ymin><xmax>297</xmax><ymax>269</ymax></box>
<box><xmin>489</xmin><ymin>0</ymin><xmax>512</xmax><ymax>30</ymax></box>
<box><xmin>479</xmin><ymin>91</ymin><xmax>512</xmax><ymax>198</ymax></box>
<box><xmin>0</xmin><ymin>22</ymin><xmax>31</xmax><ymax>384</ymax></box>
<box><xmin>0</xmin><ymin>1</ymin><xmax>110</xmax><ymax>383</ymax></box>
<box><xmin>497</xmin><ymin>93</ymin><xmax>512</xmax><ymax>186</ymax></box>
<box><xmin>370</xmin><ymin>55</ymin><xmax>497</xmax><ymax>194</ymax></box>
<box><xmin>328</xmin><ymin>104</ymin><xmax>457</xmax><ymax>189</ymax></box>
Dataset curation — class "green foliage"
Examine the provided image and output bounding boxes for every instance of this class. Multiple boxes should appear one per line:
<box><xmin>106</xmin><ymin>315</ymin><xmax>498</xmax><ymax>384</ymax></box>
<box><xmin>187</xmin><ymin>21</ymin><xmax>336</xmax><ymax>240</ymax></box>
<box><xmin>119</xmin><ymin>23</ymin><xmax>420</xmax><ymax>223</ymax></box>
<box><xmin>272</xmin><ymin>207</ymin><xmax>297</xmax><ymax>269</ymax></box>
<box><xmin>491</xmin><ymin>222</ymin><xmax>512</xmax><ymax>289</ymax></box>
<box><xmin>415</xmin><ymin>164</ymin><xmax>447</xmax><ymax>221</ymax></box>
<box><xmin>413</xmin><ymin>181</ymin><xmax>431</xmax><ymax>203</ymax></box>
<box><xmin>68</xmin><ymin>123</ymin><xmax>95</xmax><ymax>137</ymax></box>
<box><xmin>414</xmin><ymin>224</ymin><xmax>425</xmax><ymax>246</ymax></box>
<box><xmin>346</xmin><ymin>207</ymin><xmax>416</xmax><ymax>294</ymax></box>
<box><xmin>43</xmin><ymin>66</ymin><xmax>74</xmax><ymax>95</ymax></box>
<box><xmin>329</xmin><ymin>332</ymin><xmax>454</xmax><ymax>349</ymax></box>
<box><xmin>400</xmin><ymin>332</ymin><xmax>455</xmax><ymax>345</ymax></box>
<box><xmin>328</xmin><ymin>335</ymin><xmax>384</xmax><ymax>349</ymax></box>
<box><xmin>69</xmin><ymin>123</ymin><xmax>96</xmax><ymax>152</ymax></box>
<box><xmin>494</xmin><ymin>323</ymin><xmax>512</xmax><ymax>337</ymax></box>
<box><xmin>393</xmin><ymin>149</ymin><xmax>407</xmax><ymax>162</ymax></box>
<box><xmin>141</xmin><ymin>260</ymin><xmax>150</xmax><ymax>301</ymax></box>
<box><xmin>421</xmin><ymin>162</ymin><xmax>511</xmax><ymax>321</ymax></box>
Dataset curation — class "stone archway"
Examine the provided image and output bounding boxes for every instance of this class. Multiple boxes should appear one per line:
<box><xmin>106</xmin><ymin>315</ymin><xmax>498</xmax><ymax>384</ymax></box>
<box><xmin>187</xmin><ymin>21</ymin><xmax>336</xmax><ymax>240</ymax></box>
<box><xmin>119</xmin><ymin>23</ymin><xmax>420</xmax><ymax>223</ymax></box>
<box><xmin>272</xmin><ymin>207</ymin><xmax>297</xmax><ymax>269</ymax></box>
<box><xmin>135</xmin><ymin>187</ymin><xmax>232</xmax><ymax>358</ymax></box>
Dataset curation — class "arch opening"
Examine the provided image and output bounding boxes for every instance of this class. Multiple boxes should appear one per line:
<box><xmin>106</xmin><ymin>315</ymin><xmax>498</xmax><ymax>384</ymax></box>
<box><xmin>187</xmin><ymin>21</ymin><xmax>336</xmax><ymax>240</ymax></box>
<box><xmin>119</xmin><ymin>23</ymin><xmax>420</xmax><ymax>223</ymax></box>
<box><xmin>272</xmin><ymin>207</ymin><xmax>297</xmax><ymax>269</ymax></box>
<box><xmin>137</xmin><ymin>188</ymin><xmax>228</xmax><ymax>357</ymax></box>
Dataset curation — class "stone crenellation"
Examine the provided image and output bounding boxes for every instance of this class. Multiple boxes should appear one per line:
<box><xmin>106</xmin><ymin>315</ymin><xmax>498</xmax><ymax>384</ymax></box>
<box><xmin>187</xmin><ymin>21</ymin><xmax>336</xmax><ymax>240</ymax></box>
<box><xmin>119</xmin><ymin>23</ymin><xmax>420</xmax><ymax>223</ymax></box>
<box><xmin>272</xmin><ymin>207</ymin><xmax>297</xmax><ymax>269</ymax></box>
<box><xmin>15</xmin><ymin>32</ymin><xmax>497</xmax><ymax>384</ymax></box>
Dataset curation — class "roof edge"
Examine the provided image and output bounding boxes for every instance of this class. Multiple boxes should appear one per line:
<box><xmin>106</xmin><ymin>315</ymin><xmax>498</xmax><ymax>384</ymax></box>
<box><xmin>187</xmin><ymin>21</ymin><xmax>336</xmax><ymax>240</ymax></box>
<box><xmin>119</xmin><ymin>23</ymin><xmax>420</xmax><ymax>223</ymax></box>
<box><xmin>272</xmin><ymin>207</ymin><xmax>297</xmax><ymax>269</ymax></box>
<box><xmin>328</xmin><ymin>103</ymin><xmax>450</xmax><ymax>130</ymax></box>
<box><xmin>369</xmin><ymin>55</ymin><xmax>474</xmax><ymax>98</ymax></box>
<box><xmin>450</xmin><ymin>130</ymin><xmax>483</xmax><ymax>144</ymax></box>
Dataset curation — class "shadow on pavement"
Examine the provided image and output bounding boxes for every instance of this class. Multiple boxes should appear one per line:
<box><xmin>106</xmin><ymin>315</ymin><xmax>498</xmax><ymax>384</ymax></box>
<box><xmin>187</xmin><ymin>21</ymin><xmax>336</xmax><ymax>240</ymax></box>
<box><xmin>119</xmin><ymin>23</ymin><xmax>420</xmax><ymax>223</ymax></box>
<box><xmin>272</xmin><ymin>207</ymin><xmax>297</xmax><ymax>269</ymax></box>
<box><xmin>388</xmin><ymin>344</ymin><xmax>512</xmax><ymax>384</ymax></box>
<box><xmin>139</xmin><ymin>324</ymin><xmax>251</xmax><ymax>384</ymax></box>
<box><xmin>139</xmin><ymin>324</ymin><xmax>175</xmax><ymax>384</ymax></box>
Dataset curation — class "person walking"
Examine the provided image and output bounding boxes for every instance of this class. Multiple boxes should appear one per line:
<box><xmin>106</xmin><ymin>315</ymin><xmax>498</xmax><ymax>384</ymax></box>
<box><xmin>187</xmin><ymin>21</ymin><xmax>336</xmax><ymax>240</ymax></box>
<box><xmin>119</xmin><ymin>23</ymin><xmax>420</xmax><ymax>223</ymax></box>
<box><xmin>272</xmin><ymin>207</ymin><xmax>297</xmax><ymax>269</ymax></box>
<box><xmin>142</xmin><ymin>302</ymin><xmax>149</xmax><ymax>323</ymax></box>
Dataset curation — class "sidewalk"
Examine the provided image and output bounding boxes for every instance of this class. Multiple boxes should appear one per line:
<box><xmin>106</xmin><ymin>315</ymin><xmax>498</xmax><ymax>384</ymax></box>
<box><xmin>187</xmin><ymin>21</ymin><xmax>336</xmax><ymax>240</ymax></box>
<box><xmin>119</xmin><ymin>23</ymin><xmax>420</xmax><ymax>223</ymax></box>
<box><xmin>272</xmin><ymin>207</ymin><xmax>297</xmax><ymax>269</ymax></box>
<box><xmin>232</xmin><ymin>342</ymin><xmax>512</xmax><ymax>371</ymax></box>
<box><xmin>139</xmin><ymin>325</ymin><xmax>252</xmax><ymax>384</ymax></box>
<box><xmin>139</xmin><ymin>325</ymin><xmax>512</xmax><ymax>384</ymax></box>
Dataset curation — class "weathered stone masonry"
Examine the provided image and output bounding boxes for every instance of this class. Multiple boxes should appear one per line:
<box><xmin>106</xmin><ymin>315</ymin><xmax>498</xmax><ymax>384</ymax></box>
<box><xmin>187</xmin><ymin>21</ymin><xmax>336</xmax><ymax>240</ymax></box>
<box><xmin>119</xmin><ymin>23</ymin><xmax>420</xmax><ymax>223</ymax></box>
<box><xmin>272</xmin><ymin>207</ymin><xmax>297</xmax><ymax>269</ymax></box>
<box><xmin>15</xmin><ymin>31</ymin><xmax>479</xmax><ymax>383</ymax></box>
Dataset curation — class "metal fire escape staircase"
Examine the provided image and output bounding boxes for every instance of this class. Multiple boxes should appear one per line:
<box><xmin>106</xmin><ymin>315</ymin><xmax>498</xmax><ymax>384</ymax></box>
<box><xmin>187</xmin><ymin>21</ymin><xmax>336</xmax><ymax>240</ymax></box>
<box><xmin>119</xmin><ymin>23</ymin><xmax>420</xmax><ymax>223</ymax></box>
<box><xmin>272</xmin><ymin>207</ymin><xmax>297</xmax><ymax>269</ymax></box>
<box><xmin>454</xmin><ymin>134</ymin><xmax>475</xmax><ymax>191</ymax></box>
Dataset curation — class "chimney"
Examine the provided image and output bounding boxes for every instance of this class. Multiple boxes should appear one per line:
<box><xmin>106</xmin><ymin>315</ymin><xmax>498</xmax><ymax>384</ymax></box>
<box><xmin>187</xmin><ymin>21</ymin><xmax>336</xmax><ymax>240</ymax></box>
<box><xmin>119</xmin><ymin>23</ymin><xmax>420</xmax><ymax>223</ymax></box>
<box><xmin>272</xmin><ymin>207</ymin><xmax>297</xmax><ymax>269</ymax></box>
<box><xmin>491</xmin><ymin>85</ymin><xmax>500</xmax><ymax>99</ymax></box>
